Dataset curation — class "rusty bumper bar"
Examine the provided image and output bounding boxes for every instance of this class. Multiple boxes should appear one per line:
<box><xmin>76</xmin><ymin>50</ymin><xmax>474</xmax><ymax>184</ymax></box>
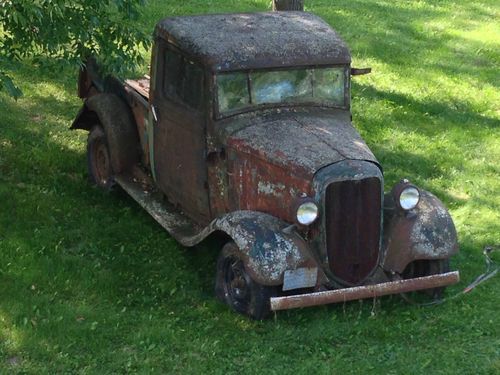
<box><xmin>270</xmin><ymin>271</ymin><xmax>460</xmax><ymax>311</ymax></box>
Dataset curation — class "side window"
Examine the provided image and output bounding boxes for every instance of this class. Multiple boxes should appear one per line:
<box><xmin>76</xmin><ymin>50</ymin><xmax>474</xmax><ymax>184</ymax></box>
<box><xmin>163</xmin><ymin>48</ymin><xmax>203</xmax><ymax>110</ymax></box>
<box><xmin>163</xmin><ymin>49</ymin><xmax>182</xmax><ymax>97</ymax></box>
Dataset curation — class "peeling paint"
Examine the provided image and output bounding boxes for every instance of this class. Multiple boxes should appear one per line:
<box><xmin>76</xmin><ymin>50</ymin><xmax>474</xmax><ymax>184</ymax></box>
<box><xmin>257</xmin><ymin>181</ymin><xmax>286</xmax><ymax>197</ymax></box>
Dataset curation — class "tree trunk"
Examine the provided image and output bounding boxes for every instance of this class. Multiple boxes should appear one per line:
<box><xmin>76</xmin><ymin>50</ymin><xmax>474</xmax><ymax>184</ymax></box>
<box><xmin>272</xmin><ymin>0</ymin><xmax>305</xmax><ymax>11</ymax></box>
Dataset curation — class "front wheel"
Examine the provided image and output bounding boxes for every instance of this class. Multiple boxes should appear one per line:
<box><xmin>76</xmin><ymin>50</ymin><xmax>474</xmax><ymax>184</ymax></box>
<box><xmin>402</xmin><ymin>259</ymin><xmax>450</xmax><ymax>302</ymax></box>
<box><xmin>215</xmin><ymin>242</ymin><xmax>277</xmax><ymax>320</ymax></box>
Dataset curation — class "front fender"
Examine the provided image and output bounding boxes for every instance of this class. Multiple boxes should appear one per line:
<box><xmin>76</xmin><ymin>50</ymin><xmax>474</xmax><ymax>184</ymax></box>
<box><xmin>382</xmin><ymin>190</ymin><xmax>459</xmax><ymax>274</ymax></box>
<box><xmin>204</xmin><ymin>211</ymin><xmax>317</xmax><ymax>286</ymax></box>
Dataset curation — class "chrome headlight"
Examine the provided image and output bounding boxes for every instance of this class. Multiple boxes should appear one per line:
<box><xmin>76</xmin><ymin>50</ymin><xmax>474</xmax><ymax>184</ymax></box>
<box><xmin>392</xmin><ymin>179</ymin><xmax>420</xmax><ymax>211</ymax></box>
<box><xmin>296</xmin><ymin>201</ymin><xmax>319</xmax><ymax>226</ymax></box>
<box><xmin>399</xmin><ymin>186</ymin><xmax>420</xmax><ymax>210</ymax></box>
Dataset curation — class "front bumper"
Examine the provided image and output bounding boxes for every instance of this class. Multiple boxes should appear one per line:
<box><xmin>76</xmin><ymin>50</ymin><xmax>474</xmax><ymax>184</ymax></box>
<box><xmin>270</xmin><ymin>271</ymin><xmax>460</xmax><ymax>311</ymax></box>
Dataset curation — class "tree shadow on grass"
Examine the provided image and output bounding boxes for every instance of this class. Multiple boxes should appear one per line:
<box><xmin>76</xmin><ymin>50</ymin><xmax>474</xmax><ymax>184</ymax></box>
<box><xmin>348</xmin><ymin>82</ymin><xmax>497</xmax><ymax>210</ymax></box>
<box><xmin>353</xmin><ymin>82</ymin><xmax>499</xmax><ymax>132</ymax></box>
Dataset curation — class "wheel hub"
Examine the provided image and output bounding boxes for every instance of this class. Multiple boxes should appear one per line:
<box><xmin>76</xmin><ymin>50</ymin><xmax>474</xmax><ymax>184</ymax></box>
<box><xmin>93</xmin><ymin>141</ymin><xmax>110</xmax><ymax>185</ymax></box>
<box><xmin>225</xmin><ymin>258</ymin><xmax>251</xmax><ymax>307</ymax></box>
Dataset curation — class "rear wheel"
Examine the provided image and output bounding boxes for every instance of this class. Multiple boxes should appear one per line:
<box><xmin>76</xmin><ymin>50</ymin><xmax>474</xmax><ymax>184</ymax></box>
<box><xmin>402</xmin><ymin>259</ymin><xmax>450</xmax><ymax>302</ymax></box>
<box><xmin>87</xmin><ymin>126</ymin><xmax>114</xmax><ymax>189</ymax></box>
<box><xmin>215</xmin><ymin>242</ymin><xmax>277</xmax><ymax>320</ymax></box>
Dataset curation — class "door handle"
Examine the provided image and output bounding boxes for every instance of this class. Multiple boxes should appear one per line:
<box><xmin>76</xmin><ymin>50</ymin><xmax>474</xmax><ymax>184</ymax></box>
<box><xmin>151</xmin><ymin>105</ymin><xmax>159</xmax><ymax>122</ymax></box>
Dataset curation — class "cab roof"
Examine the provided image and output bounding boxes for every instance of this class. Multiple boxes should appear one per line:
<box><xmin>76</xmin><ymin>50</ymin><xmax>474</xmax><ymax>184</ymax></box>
<box><xmin>155</xmin><ymin>11</ymin><xmax>351</xmax><ymax>72</ymax></box>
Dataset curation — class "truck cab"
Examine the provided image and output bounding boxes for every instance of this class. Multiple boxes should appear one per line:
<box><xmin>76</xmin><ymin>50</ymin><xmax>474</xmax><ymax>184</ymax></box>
<box><xmin>72</xmin><ymin>12</ymin><xmax>459</xmax><ymax>319</ymax></box>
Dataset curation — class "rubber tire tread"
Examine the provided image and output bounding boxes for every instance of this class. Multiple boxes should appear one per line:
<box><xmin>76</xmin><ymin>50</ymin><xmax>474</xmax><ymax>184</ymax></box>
<box><xmin>215</xmin><ymin>242</ymin><xmax>277</xmax><ymax>320</ymax></box>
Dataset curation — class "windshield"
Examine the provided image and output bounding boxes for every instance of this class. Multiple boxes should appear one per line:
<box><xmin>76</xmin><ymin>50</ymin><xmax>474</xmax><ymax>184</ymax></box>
<box><xmin>217</xmin><ymin>67</ymin><xmax>347</xmax><ymax>116</ymax></box>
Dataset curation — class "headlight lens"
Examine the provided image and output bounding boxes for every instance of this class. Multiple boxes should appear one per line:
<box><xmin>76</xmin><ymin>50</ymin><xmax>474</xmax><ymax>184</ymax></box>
<box><xmin>296</xmin><ymin>202</ymin><xmax>319</xmax><ymax>225</ymax></box>
<box><xmin>399</xmin><ymin>186</ymin><xmax>420</xmax><ymax>210</ymax></box>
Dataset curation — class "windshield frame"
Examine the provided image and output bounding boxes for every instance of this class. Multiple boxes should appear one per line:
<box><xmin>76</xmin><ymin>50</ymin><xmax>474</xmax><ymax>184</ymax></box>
<box><xmin>214</xmin><ymin>64</ymin><xmax>350</xmax><ymax>119</ymax></box>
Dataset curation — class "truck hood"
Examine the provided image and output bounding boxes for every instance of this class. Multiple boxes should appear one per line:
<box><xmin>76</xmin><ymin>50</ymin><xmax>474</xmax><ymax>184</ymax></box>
<box><xmin>225</xmin><ymin>110</ymin><xmax>379</xmax><ymax>177</ymax></box>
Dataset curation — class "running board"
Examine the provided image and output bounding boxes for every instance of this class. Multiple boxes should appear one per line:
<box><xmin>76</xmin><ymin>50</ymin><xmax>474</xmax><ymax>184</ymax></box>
<box><xmin>270</xmin><ymin>271</ymin><xmax>460</xmax><ymax>311</ymax></box>
<box><xmin>114</xmin><ymin>174</ymin><xmax>202</xmax><ymax>243</ymax></box>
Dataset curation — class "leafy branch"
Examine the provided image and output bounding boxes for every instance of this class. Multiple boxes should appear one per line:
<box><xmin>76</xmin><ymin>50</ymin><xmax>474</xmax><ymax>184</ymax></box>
<box><xmin>0</xmin><ymin>0</ymin><xmax>151</xmax><ymax>99</ymax></box>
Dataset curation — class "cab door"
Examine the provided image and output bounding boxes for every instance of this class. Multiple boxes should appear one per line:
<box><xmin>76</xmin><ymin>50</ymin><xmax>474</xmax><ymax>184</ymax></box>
<box><xmin>151</xmin><ymin>42</ymin><xmax>210</xmax><ymax>224</ymax></box>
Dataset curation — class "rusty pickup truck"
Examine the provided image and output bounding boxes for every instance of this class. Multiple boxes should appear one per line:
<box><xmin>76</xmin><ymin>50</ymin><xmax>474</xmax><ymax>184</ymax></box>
<box><xmin>71</xmin><ymin>11</ymin><xmax>459</xmax><ymax>319</ymax></box>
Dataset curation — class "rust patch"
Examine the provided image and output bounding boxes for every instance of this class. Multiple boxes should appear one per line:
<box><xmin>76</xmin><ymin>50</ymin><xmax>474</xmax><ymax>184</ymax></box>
<box><xmin>227</xmin><ymin>148</ymin><xmax>312</xmax><ymax>223</ymax></box>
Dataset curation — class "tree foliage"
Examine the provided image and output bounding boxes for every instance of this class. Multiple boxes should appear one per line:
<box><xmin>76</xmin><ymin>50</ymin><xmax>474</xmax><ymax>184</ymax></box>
<box><xmin>0</xmin><ymin>0</ymin><xmax>151</xmax><ymax>99</ymax></box>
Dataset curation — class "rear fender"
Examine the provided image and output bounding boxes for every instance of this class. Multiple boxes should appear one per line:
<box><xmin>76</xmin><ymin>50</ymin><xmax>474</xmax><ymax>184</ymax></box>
<box><xmin>71</xmin><ymin>93</ymin><xmax>140</xmax><ymax>174</ymax></box>
<box><xmin>382</xmin><ymin>190</ymin><xmax>459</xmax><ymax>274</ymax></box>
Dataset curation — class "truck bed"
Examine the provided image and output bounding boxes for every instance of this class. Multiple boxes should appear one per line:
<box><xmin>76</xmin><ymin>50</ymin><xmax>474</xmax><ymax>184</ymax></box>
<box><xmin>125</xmin><ymin>76</ymin><xmax>150</xmax><ymax>99</ymax></box>
<box><xmin>122</xmin><ymin>75</ymin><xmax>151</xmax><ymax>168</ymax></box>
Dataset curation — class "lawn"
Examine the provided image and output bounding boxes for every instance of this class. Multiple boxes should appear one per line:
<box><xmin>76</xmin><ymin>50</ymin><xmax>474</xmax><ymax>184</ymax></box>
<box><xmin>1</xmin><ymin>0</ymin><xmax>499</xmax><ymax>373</ymax></box>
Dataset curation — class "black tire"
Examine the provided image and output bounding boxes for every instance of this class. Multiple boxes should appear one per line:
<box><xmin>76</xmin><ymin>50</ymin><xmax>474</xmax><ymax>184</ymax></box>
<box><xmin>87</xmin><ymin>126</ymin><xmax>114</xmax><ymax>189</ymax></box>
<box><xmin>402</xmin><ymin>259</ymin><xmax>450</xmax><ymax>301</ymax></box>
<box><xmin>215</xmin><ymin>242</ymin><xmax>277</xmax><ymax>320</ymax></box>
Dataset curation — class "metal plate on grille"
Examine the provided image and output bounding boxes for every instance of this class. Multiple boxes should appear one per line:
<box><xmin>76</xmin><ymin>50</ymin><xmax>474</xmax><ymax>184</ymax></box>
<box><xmin>283</xmin><ymin>267</ymin><xmax>318</xmax><ymax>291</ymax></box>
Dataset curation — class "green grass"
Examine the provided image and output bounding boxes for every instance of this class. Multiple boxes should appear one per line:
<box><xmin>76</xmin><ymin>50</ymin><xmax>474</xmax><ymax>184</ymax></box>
<box><xmin>1</xmin><ymin>0</ymin><xmax>499</xmax><ymax>373</ymax></box>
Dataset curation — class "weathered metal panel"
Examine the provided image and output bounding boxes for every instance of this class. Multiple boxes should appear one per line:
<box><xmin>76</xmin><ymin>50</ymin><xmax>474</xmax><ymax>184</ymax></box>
<box><xmin>223</xmin><ymin>110</ymin><xmax>377</xmax><ymax>177</ymax></box>
<box><xmin>153</xmin><ymin>96</ymin><xmax>210</xmax><ymax>223</ymax></box>
<box><xmin>207</xmin><ymin>149</ymin><xmax>231</xmax><ymax>218</ymax></box>
<box><xmin>325</xmin><ymin>177</ymin><xmax>381</xmax><ymax>284</ymax></box>
<box><xmin>125</xmin><ymin>78</ymin><xmax>150</xmax><ymax>99</ymax></box>
<box><xmin>270</xmin><ymin>271</ymin><xmax>460</xmax><ymax>310</ymax></box>
<box><xmin>125</xmin><ymin>86</ymin><xmax>150</xmax><ymax>168</ymax></box>
<box><xmin>77</xmin><ymin>58</ymin><xmax>103</xmax><ymax>98</ymax></box>
<box><xmin>155</xmin><ymin>12</ymin><xmax>351</xmax><ymax>72</ymax></box>
<box><xmin>382</xmin><ymin>191</ymin><xmax>459</xmax><ymax>274</ymax></box>
<box><xmin>77</xmin><ymin>94</ymin><xmax>140</xmax><ymax>174</ymax></box>
<box><xmin>152</xmin><ymin>40</ymin><xmax>211</xmax><ymax>224</ymax></box>
<box><xmin>227</xmin><ymin>149</ymin><xmax>312</xmax><ymax>223</ymax></box>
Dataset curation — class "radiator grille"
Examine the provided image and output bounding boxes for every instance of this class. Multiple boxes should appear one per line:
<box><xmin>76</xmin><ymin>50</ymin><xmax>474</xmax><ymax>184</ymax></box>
<box><xmin>324</xmin><ymin>177</ymin><xmax>381</xmax><ymax>284</ymax></box>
